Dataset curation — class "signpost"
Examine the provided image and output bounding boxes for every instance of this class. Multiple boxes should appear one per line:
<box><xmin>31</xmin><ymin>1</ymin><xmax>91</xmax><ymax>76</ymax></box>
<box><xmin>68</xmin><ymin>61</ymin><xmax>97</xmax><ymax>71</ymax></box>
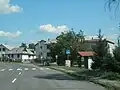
<box><xmin>66</xmin><ymin>50</ymin><xmax>71</xmax><ymax>67</ymax></box>
<box><xmin>66</xmin><ymin>50</ymin><xmax>70</xmax><ymax>55</ymax></box>
<box><xmin>66</xmin><ymin>50</ymin><xmax>70</xmax><ymax>60</ymax></box>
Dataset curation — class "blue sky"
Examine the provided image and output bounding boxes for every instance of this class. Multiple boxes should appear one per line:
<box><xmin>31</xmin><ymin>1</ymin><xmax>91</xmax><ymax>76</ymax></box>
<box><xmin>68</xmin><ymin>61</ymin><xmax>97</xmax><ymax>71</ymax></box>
<box><xmin>0</xmin><ymin>0</ymin><xmax>119</xmax><ymax>45</ymax></box>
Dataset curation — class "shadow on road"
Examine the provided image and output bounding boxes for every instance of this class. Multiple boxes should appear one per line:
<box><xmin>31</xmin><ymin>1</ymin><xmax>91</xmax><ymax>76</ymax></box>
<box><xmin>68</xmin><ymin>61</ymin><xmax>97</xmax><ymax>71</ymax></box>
<box><xmin>34</xmin><ymin>73</ymin><xmax>76</xmax><ymax>80</ymax></box>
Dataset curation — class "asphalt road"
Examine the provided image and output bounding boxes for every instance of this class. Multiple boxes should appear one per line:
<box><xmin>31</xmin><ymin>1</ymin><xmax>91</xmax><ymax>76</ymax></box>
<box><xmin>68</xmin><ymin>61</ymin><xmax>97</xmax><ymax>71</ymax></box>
<box><xmin>0</xmin><ymin>62</ymin><xmax>106</xmax><ymax>90</ymax></box>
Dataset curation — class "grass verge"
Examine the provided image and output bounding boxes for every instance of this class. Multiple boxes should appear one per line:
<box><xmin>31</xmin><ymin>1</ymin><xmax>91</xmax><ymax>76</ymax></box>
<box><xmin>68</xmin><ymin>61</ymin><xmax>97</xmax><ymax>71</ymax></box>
<box><xmin>48</xmin><ymin>66</ymin><xmax>120</xmax><ymax>90</ymax></box>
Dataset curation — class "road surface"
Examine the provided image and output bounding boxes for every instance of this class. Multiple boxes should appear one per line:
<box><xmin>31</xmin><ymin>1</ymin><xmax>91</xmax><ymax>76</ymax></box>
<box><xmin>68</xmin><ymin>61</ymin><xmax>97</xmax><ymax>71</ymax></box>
<box><xmin>0</xmin><ymin>62</ymin><xmax>106</xmax><ymax>90</ymax></box>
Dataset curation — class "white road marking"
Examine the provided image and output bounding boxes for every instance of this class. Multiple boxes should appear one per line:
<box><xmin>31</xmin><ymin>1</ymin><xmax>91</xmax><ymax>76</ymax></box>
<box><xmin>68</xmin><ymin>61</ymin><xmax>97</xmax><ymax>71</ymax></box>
<box><xmin>45</xmin><ymin>68</ymin><xmax>50</xmax><ymax>70</ymax></box>
<box><xmin>24</xmin><ymin>68</ymin><xmax>28</xmax><ymax>70</ymax></box>
<box><xmin>40</xmin><ymin>67</ymin><xmax>44</xmax><ymax>70</ymax></box>
<box><xmin>19</xmin><ymin>72</ymin><xmax>21</xmax><ymax>75</ymax></box>
<box><xmin>60</xmin><ymin>68</ymin><xmax>66</xmax><ymax>71</ymax></box>
<box><xmin>1</xmin><ymin>69</ymin><xmax>5</xmax><ymax>71</ymax></box>
<box><xmin>8</xmin><ymin>69</ymin><xmax>13</xmax><ymax>71</ymax></box>
<box><xmin>17</xmin><ymin>68</ymin><xmax>22</xmax><ymax>71</ymax></box>
<box><xmin>32</xmin><ymin>68</ymin><xmax>36</xmax><ymax>70</ymax></box>
<box><xmin>12</xmin><ymin>78</ymin><xmax>17</xmax><ymax>83</ymax></box>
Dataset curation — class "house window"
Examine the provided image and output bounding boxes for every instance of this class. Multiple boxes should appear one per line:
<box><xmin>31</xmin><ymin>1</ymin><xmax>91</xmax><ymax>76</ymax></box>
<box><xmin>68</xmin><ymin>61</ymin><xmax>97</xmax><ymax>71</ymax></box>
<box><xmin>17</xmin><ymin>54</ymin><xmax>20</xmax><ymax>58</ymax></box>
<box><xmin>11</xmin><ymin>54</ymin><xmax>14</xmax><ymax>58</ymax></box>
<box><xmin>2</xmin><ymin>48</ymin><xmax>5</xmax><ymax>51</ymax></box>
<box><xmin>47</xmin><ymin>52</ymin><xmax>51</xmax><ymax>57</ymax></box>
<box><xmin>8</xmin><ymin>54</ymin><xmax>10</xmax><ymax>57</ymax></box>
<box><xmin>0</xmin><ymin>48</ymin><xmax>1</xmax><ymax>51</ymax></box>
<box><xmin>47</xmin><ymin>45</ymin><xmax>50</xmax><ymax>49</ymax></box>
<box><xmin>40</xmin><ymin>46</ymin><xmax>42</xmax><ymax>49</ymax></box>
<box><xmin>41</xmin><ymin>52</ymin><xmax>43</xmax><ymax>55</ymax></box>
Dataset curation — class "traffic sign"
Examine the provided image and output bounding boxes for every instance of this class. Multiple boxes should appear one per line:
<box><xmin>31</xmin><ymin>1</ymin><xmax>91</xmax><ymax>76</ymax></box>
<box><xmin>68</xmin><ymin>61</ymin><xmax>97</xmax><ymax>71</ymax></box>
<box><xmin>66</xmin><ymin>50</ymin><xmax>70</xmax><ymax>54</ymax></box>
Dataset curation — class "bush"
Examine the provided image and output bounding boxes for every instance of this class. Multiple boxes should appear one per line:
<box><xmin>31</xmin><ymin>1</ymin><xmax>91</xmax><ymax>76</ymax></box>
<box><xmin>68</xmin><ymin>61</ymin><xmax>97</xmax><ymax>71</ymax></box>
<box><xmin>34</xmin><ymin>58</ymin><xmax>41</xmax><ymax>63</ymax></box>
<box><xmin>100</xmin><ymin>72</ymin><xmax>120</xmax><ymax>80</ymax></box>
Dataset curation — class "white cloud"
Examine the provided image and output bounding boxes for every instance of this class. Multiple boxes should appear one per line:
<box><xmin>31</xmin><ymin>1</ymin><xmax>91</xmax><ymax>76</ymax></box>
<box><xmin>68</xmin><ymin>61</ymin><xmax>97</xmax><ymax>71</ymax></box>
<box><xmin>0</xmin><ymin>30</ymin><xmax>22</xmax><ymax>38</ymax></box>
<box><xmin>40</xmin><ymin>24</ymin><xmax>69</xmax><ymax>34</ymax></box>
<box><xmin>0</xmin><ymin>0</ymin><xmax>22</xmax><ymax>14</ymax></box>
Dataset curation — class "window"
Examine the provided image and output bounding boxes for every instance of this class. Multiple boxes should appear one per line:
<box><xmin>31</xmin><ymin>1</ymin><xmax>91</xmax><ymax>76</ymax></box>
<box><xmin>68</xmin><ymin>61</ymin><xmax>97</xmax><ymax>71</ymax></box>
<box><xmin>47</xmin><ymin>45</ymin><xmax>50</xmax><ymax>49</ymax></box>
<box><xmin>41</xmin><ymin>52</ymin><xmax>43</xmax><ymax>55</ymax></box>
<box><xmin>11</xmin><ymin>54</ymin><xmax>14</xmax><ymax>58</ymax></box>
<box><xmin>8</xmin><ymin>54</ymin><xmax>10</xmax><ymax>57</ymax></box>
<box><xmin>2</xmin><ymin>48</ymin><xmax>5</xmax><ymax>51</ymax></box>
<box><xmin>40</xmin><ymin>46</ymin><xmax>42</xmax><ymax>49</ymax></box>
<box><xmin>17</xmin><ymin>54</ymin><xmax>20</xmax><ymax>58</ymax></box>
<box><xmin>0</xmin><ymin>48</ymin><xmax>1</xmax><ymax>51</ymax></box>
<box><xmin>47</xmin><ymin>52</ymin><xmax>51</xmax><ymax>57</ymax></box>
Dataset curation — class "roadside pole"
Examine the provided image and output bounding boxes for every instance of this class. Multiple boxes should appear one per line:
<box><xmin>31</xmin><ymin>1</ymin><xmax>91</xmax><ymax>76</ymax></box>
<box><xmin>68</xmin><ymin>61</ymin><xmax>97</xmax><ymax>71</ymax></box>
<box><xmin>1</xmin><ymin>51</ymin><xmax>2</xmax><ymax>62</ymax></box>
<box><xmin>55</xmin><ymin>55</ymin><xmax>58</xmax><ymax>65</ymax></box>
<box><xmin>66</xmin><ymin>49</ymin><xmax>71</xmax><ymax>67</ymax></box>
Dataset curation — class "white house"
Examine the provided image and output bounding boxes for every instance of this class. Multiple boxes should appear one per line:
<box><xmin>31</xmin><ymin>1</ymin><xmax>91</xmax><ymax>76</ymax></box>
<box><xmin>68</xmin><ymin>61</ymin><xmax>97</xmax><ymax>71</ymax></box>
<box><xmin>0</xmin><ymin>44</ymin><xmax>14</xmax><ymax>61</ymax></box>
<box><xmin>5</xmin><ymin>47</ymin><xmax>36</xmax><ymax>63</ymax></box>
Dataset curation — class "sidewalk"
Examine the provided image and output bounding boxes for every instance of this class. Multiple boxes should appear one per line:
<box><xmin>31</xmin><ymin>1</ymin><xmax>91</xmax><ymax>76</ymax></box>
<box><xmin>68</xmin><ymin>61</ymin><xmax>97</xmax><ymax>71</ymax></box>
<box><xmin>48</xmin><ymin>66</ymin><xmax>120</xmax><ymax>90</ymax></box>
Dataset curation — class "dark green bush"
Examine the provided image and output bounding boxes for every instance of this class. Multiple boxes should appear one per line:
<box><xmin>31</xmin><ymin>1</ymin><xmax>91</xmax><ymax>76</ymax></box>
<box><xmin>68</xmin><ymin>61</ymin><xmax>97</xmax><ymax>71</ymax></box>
<box><xmin>100</xmin><ymin>72</ymin><xmax>120</xmax><ymax>80</ymax></box>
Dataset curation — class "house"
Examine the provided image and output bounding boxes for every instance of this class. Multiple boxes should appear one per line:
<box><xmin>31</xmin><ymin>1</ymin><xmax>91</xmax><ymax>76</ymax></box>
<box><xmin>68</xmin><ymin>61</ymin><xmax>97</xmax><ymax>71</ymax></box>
<box><xmin>82</xmin><ymin>39</ymin><xmax>115</xmax><ymax>54</ymax></box>
<box><xmin>5</xmin><ymin>47</ymin><xmax>36</xmax><ymax>63</ymax></box>
<box><xmin>77</xmin><ymin>39</ymin><xmax>115</xmax><ymax>69</ymax></box>
<box><xmin>0</xmin><ymin>44</ymin><xmax>14</xmax><ymax>61</ymax></box>
<box><xmin>77</xmin><ymin>51</ymin><xmax>94</xmax><ymax>69</ymax></box>
<box><xmin>35</xmin><ymin>40</ymin><xmax>51</xmax><ymax>61</ymax></box>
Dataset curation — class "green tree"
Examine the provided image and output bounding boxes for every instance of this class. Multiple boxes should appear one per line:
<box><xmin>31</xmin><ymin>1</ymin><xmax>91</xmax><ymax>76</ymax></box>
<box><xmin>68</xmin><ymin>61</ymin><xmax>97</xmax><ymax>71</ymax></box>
<box><xmin>19</xmin><ymin>43</ymin><xmax>27</xmax><ymax>48</ymax></box>
<box><xmin>28</xmin><ymin>43</ymin><xmax>35</xmax><ymax>49</ymax></box>
<box><xmin>105</xmin><ymin>0</ymin><xmax>120</xmax><ymax>11</ymax></box>
<box><xmin>91</xmin><ymin>29</ymin><xmax>109</xmax><ymax>70</ymax></box>
<box><xmin>111</xmin><ymin>39</ymin><xmax>120</xmax><ymax>72</ymax></box>
<box><xmin>55</xmin><ymin>29</ymin><xmax>85</xmax><ymax>66</ymax></box>
<box><xmin>49</xmin><ymin>43</ymin><xmax>57</xmax><ymax>62</ymax></box>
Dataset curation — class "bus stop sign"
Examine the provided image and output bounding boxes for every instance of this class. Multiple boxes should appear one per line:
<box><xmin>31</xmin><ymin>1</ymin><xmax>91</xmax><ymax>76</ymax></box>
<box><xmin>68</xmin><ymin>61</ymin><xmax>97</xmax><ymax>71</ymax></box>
<box><xmin>66</xmin><ymin>50</ymin><xmax>70</xmax><ymax>55</ymax></box>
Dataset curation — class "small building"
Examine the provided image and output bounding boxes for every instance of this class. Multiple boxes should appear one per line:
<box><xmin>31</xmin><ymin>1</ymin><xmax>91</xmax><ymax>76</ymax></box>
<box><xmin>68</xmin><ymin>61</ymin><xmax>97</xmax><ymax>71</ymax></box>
<box><xmin>77</xmin><ymin>39</ymin><xmax>115</xmax><ymax>69</ymax></box>
<box><xmin>5</xmin><ymin>47</ymin><xmax>36</xmax><ymax>63</ymax></box>
<box><xmin>78</xmin><ymin>51</ymin><xmax>94</xmax><ymax>69</ymax></box>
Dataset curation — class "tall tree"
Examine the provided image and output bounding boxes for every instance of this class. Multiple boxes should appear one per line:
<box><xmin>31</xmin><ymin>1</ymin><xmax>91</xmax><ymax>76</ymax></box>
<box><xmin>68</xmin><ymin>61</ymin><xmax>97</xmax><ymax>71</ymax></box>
<box><xmin>28</xmin><ymin>43</ymin><xmax>35</xmax><ymax>49</ymax></box>
<box><xmin>19</xmin><ymin>43</ymin><xmax>27</xmax><ymax>48</ymax></box>
<box><xmin>55</xmin><ymin>29</ymin><xmax>85</xmax><ymax>66</ymax></box>
<box><xmin>106</xmin><ymin>0</ymin><xmax>120</xmax><ymax>11</ymax></box>
<box><xmin>91</xmin><ymin>29</ymin><xmax>109</xmax><ymax>70</ymax></box>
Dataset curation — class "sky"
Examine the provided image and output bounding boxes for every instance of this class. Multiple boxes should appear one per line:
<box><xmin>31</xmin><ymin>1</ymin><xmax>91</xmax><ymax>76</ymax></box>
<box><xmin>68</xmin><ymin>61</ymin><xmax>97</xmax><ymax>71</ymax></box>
<box><xmin>0</xmin><ymin>0</ymin><xmax>120</xmax><ymax>46</ymax></box>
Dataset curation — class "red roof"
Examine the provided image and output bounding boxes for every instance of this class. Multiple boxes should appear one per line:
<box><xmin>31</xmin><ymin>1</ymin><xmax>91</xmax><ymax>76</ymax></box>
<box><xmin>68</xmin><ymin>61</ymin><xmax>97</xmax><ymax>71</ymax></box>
<box><xmin>78</xmin><ymin>51</ymin><xmax>94</xmax><ymax>56</ymax></box>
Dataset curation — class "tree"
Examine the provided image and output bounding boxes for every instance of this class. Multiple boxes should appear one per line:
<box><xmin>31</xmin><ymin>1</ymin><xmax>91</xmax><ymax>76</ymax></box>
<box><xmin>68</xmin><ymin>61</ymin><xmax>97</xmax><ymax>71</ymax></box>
<box><xmin>49</xmin><ymin>43</ymin><xmax>57</xmax><ymax>62</ymax></box>
<box><xmin>28</xmin><ymin>43</ymin><xmax>35</xmax><ymax>49</ymax></box>
<box><xmin>106</xmin><ymin>0</ymin><xmax>120</xmax><ymax>11</ymax></box>
<box><xmin>54</xmin><ymin>29</ymin><xmax>85</xmax><ymax>66</ymax></box>
<box><xmin>91</xmin><ymin>29</ymin><xmax>109</xmax><ymax>70</ymax></box>
<box><xmin>111</xmin><ymin>39</ymin><xmax>120</xmax><ymax>72</ymax></box>
<box><xmin>19</xmin><ymin>43</ymin><xmax>27</xmax><ymax>48</ymax></box>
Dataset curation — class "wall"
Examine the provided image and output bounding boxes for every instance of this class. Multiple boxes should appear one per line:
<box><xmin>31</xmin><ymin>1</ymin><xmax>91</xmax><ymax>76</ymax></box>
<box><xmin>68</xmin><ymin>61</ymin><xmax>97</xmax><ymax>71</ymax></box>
<box><xmin>0</xmin><ymin>45</ymin><xmax>9</xmax><ymax>57</ymax></box>
<box><xmin>35</xmin><ymin>41</ymin><xmax>51</xmax><ymax>59</ymax></box>
<box><xmin>6</xmin><ymin>54</ymin><xmax>22</xmax><ymax>60</ymax></box>
<box><xmin>88</xmin><ymin>57</ymin><xmax>93</xmax><ymax>70</ymax></box>
<box><xmin>108</xmin><ymin>43</ymin><xmax>115</xmax><ymax>56</ymax></box>
<box><xmin>22</xmin><ymin>55</ymin><xmax>29</xmax><ymax>60</ymax></box>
